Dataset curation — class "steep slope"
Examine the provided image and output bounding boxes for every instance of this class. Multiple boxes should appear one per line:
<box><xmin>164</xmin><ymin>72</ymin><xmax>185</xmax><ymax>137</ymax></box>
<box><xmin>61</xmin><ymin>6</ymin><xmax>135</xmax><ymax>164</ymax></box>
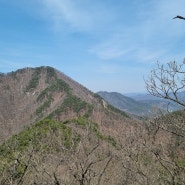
<box><xmin>97</xmin><ymin>91</ymin><xmax>183</xmax><ymax>116</ymax></box>
<box><xmin>0</xmin><ymin>67</ymin><xmax>184</xmax><ymax>185</ymax></box>
<box><xmin>0</xmin><ymin>67</ymin><xmax>67</xmax><ymax>141</ymax></box>
<box><xmin>0</xmin><ymin>107</ymin><xmax>184</xmax><ymax>184</ymax></box>
<box><xmin>97</xmin><ymin>91</ymin><xmax>152</xmax><ymax>116</ymax></box>
<box><xmin>0</xmin><ymin>67</ymin><xmax>129</xmax><ymax>142</ymax></box>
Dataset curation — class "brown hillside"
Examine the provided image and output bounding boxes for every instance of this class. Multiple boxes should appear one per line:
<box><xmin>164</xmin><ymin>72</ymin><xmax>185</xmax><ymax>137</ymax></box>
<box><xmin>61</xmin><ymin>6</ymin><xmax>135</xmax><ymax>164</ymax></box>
<box><xmin>0</xmin><ymin>66</ymin><xmax>131</xmax><ymax>143</ymax></box>
<box><xmin>0</xmin><ymin>66</ymin><xmax>184</xmax><ymax>184</ymax></box>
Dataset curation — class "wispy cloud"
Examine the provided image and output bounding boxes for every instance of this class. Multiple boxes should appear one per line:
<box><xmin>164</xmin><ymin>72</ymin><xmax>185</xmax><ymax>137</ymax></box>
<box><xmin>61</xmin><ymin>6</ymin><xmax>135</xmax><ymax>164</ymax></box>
<box><xmin>89</xmin><ymin>38</ymin><xmax>133</xmax><ymax>60</ymax></box>
<box><xmin>5</xmin><ymin>0</ymin><xmax>185</xmax><ymax>65</ymax></box>
<box><xmin>2</xmin><ymin>0</ymin><xmax>185</xmax><ymax>93</ymax></box>
<box><xmin>40</xmin><ymin>0</ymin><xmax>114</xmax><ymax>33</ymax></box>
<box><xmin>88</xmin><ymin>0</ymin><xmax>185</xmax><ymax>63</ymax></box>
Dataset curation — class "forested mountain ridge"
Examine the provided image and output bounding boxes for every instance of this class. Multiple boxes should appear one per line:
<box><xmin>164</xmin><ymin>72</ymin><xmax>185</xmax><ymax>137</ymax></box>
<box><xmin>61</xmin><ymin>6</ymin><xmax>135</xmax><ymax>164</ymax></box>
<box><xmin>0</xmin><ymin>66</ymin><xmax>184</xmax><ymax>184</ymax></box>
<box><xmin>0</xmin><ymin>66</ymin><xmax>129</xmax><ymax>143</ymax></box>
<box><xmin>97</xmin><ymin>91</ymin><xmax>183</xmax><ymax>116</ymax></box>
<box><xmin>97</xmin><ymin>91</ymin><xmax>151</xmax><ymax>116</ymax></box>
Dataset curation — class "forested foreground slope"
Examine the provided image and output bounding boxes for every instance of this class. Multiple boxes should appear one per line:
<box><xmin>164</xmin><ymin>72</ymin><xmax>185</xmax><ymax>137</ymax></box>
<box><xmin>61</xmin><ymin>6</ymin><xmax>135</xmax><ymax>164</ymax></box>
<box><xmin>0</xmin><ymin>67</ymin><xmax>184</xmax><ymax>184</ymax></box>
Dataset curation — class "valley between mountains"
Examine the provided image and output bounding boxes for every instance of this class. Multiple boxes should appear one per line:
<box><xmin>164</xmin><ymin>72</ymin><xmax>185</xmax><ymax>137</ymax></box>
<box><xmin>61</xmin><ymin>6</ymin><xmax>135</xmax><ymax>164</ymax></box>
<box><xmin>0</xmin><ymin>66</ymin><xmax>184</xmax><ymax>185</ymax></box>
<box><xmin>97</xmin><ymin>91</ymin><xmax>183</xmax><ymax>117</ymax></box>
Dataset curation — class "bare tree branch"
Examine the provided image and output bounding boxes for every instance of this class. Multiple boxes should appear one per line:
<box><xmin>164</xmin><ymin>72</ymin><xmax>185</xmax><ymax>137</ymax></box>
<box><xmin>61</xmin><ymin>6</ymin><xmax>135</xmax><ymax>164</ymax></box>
<box><xmin>145</xmin><ymin>60</ymin><xmax>185</xmax><ymax>107</ymax></box>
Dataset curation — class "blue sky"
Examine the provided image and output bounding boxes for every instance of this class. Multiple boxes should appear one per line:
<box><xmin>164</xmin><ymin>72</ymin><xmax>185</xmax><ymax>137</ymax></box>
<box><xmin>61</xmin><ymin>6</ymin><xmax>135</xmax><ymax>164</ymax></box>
<box><xmin>0</xmin><ymin>0</ymin><xmax>185</xmax><ymax>93</ymax></box>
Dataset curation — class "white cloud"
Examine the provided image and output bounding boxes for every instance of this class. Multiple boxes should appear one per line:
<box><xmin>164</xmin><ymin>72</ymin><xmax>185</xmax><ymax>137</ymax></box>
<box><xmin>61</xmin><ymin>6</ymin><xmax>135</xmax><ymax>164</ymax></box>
<box><xmin>89</xmin><ymin>41</ymin><xmax>132</xmax><ymax>60</ymax></box>
<box><xmin>39</xmin><ymin>0</ymin><xmax>185</xmax><ymax>65</ymax></box>
<box><xmin>40</xmin><ymin>0</ymin><xmax>114</xmax><ymax>32</ymax></box>
<box><xmin>92</xmin><ymin>0</ymin><xmax>185</xmax><ymax>62</ymax></box>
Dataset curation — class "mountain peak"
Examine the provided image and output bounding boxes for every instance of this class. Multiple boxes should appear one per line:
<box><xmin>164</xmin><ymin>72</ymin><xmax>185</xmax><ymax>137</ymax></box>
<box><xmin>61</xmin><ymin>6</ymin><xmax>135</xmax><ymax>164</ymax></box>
<box><xmin>0</xmin><ymin>66</ymin><xmax>129</xmax><ymax>143</ymax></box>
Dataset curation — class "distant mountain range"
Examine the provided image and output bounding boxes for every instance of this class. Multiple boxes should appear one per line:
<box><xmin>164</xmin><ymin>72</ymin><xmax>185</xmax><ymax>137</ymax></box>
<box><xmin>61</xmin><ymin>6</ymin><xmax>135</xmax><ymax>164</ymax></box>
<box><xmin>124</xmin><ymin>92</ymin><xmax>161</xmax><ymax>101</ymax></box>
<box><xmin>97</xmin><ymin>91</ymin><xmax>183</xmax><ymax>116</ymax></box>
